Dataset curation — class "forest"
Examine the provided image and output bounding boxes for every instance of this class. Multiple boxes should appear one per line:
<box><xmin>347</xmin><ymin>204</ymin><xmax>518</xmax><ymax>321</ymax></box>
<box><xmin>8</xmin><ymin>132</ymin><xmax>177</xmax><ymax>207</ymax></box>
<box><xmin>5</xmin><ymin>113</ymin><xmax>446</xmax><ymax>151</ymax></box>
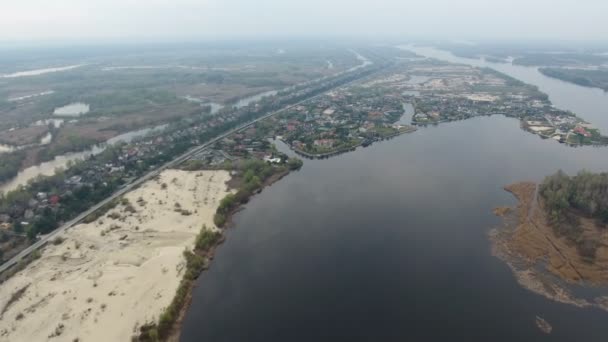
<box><xmin>540</xmin><ymin>170</ymin><xmax>608</xmax><ymax>259</ymax></box>
<box><xmin>540</xmin><ymin>68</ymin><xmax>608</xmax><ymax>92</ymax></box>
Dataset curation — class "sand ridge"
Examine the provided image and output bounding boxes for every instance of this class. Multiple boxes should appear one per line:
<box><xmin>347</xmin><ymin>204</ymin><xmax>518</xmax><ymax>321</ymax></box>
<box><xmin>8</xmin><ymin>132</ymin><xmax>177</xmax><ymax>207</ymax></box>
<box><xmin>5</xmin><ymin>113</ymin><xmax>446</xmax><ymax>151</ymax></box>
<box><xmin>0</xmin><ymin>169</ymin><xmax>231</xmax><ymax>342</ymax></box>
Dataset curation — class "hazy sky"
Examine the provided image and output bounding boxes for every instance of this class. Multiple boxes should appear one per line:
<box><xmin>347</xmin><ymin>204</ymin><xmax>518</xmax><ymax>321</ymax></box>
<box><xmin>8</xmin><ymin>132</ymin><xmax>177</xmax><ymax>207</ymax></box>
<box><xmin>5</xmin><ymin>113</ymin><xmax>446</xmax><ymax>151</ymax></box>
<box><xmin>1</xmin><ymin>0</ymin><xmax>607</xmax><ymax>42</ymax></box>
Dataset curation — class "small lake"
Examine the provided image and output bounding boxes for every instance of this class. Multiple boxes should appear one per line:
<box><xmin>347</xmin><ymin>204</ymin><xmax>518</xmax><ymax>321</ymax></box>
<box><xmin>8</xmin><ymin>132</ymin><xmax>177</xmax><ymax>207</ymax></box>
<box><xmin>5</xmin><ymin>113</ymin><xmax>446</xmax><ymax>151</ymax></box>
<box><xmin>0</xmin><ymin>124</ymin><xmax>166</xmax><ymax>194</ymax></box>
<box><xmin>0</xmin><ymin>144</ymin><xmax>15</xmax><ymax>154</ymax></box>
<box><xmin>39</xmin><ymin>132</ymin><xmax>53</xmax><ymax>145</ymax></box>
<box><xmin>0</xmin><ymin>128</ymin><xmax>57</xmax><ymax>155</ymax></box>
<box><xmin>183</xmin><ymin>90</ymin><xmax>279</xmax><ymax>115</ymax></box>
<box><xmin>53</xmin><ymin>103</ymin><xmax>90</xmax><ymax>117</ymax></box>
<box><xmin>1</xmin><ymin>87</ymin><xmax>282</xmax><ymax>192</ymax></box>
<box><xmin>233</xmin><ymin>90</ymin><xmax>278</xmax><ymax>108</ymax></box>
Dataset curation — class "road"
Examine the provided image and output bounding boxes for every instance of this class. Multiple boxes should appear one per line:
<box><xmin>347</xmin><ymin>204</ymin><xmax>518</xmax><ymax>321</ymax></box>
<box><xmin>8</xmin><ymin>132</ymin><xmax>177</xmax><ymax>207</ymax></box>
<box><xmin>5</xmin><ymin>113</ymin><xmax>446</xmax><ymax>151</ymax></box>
<box><xmin>0</xmin><ymin>60</ymin><xmax>383</xmax><ymax>274</ymax></box>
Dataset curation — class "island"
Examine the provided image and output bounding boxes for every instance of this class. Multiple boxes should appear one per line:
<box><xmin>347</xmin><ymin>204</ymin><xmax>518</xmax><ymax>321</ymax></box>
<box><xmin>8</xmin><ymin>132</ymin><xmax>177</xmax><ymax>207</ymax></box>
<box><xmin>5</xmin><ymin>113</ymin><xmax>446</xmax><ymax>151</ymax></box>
<box><xmin>492</xmin><ymin>170</ymin><xmax>608</xmax><ymax>311</ymax></box>
<box><xmin>539</xmin><ymin>68</ymin><xmax>608</xmax><ymax>92</ymax></box>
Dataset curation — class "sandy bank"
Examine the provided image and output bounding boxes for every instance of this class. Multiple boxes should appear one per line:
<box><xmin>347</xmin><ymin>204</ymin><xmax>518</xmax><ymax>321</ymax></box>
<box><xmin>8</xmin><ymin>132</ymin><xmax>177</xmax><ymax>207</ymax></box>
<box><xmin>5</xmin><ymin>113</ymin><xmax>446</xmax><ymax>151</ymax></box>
<box><xmin>0</xmin><ymin>169</ymin><xmax>231</xmax><ymax>341</ymax></box>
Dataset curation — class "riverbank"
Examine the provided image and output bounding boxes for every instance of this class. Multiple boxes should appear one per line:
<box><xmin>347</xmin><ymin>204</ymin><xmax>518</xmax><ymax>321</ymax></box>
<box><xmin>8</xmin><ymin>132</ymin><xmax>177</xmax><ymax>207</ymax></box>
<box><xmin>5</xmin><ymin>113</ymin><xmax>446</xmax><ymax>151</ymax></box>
<box><xmin>291</xmin><ymin>126</ymin><xmax>417</xmax><ymax>159</ymax></box>
<box><xmin>539</xmin><ymin>68</ymin><xmax>608</xmax><ymax>92</ymax></box>
<box><xmin>136</xmin><ymin>159</ymin><xmax>301</xmax><ymax>341</ymax></box>
<box><xmin>490</xmin><ymin>182</ymin><xmax>608</xmax><ymax>312</ymax></box>
<box><xmin>0</xmin><ymin>169</ymin><xmax>231</xmax><ymax>341</ymax></box>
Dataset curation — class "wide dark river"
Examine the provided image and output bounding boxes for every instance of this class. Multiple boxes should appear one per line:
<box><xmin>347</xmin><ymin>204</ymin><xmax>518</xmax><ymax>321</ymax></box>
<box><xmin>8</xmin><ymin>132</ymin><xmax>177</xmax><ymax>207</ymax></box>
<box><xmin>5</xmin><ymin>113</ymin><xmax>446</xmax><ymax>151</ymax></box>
<box><xmin>181</xmin><ymin>48</ymin><xmax>608</xmax><ymax>341</ymax></box>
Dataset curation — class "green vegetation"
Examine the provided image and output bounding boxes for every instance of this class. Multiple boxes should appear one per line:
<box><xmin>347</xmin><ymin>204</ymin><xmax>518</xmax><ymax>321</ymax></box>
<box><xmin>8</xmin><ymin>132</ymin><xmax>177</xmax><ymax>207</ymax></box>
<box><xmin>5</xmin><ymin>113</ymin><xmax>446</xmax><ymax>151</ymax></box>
<box><xmin>136</xmin><ymin>226</ymin><xmax>221</xmax><ymax>341</ymax></box>
<box><xmin>83</xmin><ymin>198</ymin><xmax>120</xmax><ymax>223</ymax></box>
<box><xmin>137</xmin><ymin>156</ymin><xmax>302</xmax><ymax>341</ymax></box>
<box><xmin>0</xmin><ymin>151</ymin><xmax>26</xmax><ymax>183</ymax></box>
<box><xmin>540</xmin><ymin>170</ymin><xmax>608</xmax><ymax>260</ymax></box>
<box><xmin>540</xmin><ymin>68</ymin><xmax>608</xmax><ymax>92</ymax></box>
<box><xmin>0</xmin><ymin>250</ymin><xmax>40</xmax><ymax>285</ymax></box>
<box><xmin>214</xmin><ymin>158</ymin><xmax>298</xmax><ymax>227</ymax></box>
<box><xmin>37</xmin><ymin>134</ymin><xmax>99</xmax><ymax>162</ymax></box>
<box><xmin>287</xmin><ymin>158</ymin><xmax>304</xmax><ymax>170</ymax></box>
<box><xmin>0</xmin><ymin>49</ymin><xmax>372</xmax><ymax>270</ymax></box>
<box><xmin>513</xmin><ymin>53</ymin><xmax>608</xmax><ymax>67</ymax></box>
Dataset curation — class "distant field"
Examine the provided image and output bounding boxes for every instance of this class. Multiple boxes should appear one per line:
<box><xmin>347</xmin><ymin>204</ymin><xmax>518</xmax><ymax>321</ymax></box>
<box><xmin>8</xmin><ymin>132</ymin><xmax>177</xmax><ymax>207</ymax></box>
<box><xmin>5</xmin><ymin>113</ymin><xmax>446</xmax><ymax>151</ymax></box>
<box><xmin>0</xmin><ymin>125</ymin><xmax>48</xmax><ymax>146</ymax></box>
<box><xmin>0</xmin><ymin>43</ymin><xmax>359</xmax><ymax>169</ymax></box>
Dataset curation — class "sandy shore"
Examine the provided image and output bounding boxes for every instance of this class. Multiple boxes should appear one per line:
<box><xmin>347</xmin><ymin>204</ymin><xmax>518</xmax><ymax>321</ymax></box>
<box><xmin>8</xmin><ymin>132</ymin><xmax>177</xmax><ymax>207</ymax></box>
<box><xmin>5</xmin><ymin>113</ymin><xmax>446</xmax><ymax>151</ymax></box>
<box><xmin>0</xmin><ymin>169</ymin><xmax>231</xmax><ymax>341</ymax></box>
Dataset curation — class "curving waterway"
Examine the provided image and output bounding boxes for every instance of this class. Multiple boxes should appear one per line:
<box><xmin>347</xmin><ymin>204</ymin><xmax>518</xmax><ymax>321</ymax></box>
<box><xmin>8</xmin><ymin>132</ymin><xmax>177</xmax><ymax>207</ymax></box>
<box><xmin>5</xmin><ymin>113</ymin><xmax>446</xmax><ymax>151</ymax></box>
<box><xmin>401</xmin><ymin>45</ymin><xmax>608</xmax><ymax>133</ymax></box>
<box><xmin>180</xmin><ymin>47</ymin><xmax>608</xmax><ymax>341</ymax></box>
<box><xmin>0</xmin><ymin>125</ymin><xmax>167</xmax><ymax>194</ymax></box>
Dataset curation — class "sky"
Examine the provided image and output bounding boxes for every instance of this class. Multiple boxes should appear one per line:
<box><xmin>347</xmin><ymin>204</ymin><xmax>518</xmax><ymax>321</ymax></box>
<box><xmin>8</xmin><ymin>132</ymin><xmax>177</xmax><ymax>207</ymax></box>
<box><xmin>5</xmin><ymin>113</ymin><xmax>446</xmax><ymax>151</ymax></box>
<box><xmin>1</xmin><ymin>0</ymin><xmax>607</xmax><ymax>42</ymax></box>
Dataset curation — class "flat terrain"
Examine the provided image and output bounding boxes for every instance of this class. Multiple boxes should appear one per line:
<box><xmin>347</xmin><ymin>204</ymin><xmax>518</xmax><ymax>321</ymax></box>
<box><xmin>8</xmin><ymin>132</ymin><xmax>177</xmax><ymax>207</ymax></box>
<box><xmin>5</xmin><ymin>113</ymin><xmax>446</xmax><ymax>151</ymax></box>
<box><xmin>0</xmin><ymin>126</ymin><xmax>48</xmax><ymax>146</ymax></box>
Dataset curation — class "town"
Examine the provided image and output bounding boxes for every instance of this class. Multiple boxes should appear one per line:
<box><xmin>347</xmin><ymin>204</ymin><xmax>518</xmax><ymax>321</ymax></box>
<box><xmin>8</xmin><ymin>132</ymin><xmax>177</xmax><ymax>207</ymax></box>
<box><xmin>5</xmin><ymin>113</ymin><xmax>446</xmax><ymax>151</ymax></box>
<box><xmin>2</xmin><ymin>53</ymin><xmax>608</xmax><ymax>274</ymax></box>
<box><xmin>265</xmin><ymin>86</ymin><xmax>417</xmax><ymax>157</ymax></box>
<box><xmin>0</xmin><ymin>60</ymin><xmax>385</xmax><ymax>264</ymax></box>
<box><xmin>371</xmin><ymin>60</ymin><xmax>608</xmax><ymax>145</ymax></box>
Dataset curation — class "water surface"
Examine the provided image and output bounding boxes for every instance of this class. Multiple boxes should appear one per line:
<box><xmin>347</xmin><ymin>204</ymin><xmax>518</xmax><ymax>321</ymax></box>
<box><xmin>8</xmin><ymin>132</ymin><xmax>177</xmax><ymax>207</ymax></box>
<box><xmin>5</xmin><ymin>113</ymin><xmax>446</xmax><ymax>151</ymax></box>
<box><xmin>53</xmin><ymin>102</ymin><xmax>90</xmax><ymax>117</ymax></box>
<box><xmin>0</xmin><ymin>124</ymin><xmax>166</xmax><ymax>194</ymax></box>
<box><xmin>182</xmin><ymin>116</ymin><xmax>608</xmax><ymax>341</ymax></box>
<box><xmin>181</xmin><ymin>47</ymin><xmax>608</xmax><ymax>341</ymax></box>
<box><xmin>402</xmin><ymin>45</ymin><xmax>608</xmax><ymax>133</ymax></box>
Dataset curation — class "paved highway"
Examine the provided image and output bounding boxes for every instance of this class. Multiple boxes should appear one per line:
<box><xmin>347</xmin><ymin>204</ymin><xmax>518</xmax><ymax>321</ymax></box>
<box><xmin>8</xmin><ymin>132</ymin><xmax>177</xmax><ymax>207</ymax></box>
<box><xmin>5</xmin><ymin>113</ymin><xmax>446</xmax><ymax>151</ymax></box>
<box><xmin>0</xmin><ymin>61</ymin><xmax>383</xmax><ymax>274</ymax></box>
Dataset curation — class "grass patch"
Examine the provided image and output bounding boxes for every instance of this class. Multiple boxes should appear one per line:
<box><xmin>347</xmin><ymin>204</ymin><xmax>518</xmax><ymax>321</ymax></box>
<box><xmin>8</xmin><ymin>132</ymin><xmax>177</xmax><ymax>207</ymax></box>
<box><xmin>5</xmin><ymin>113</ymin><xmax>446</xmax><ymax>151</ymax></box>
<box><xmin>1</xmin><ymin>284</ymin><xmax>30</xmax><ymax>316</ymax></box>
<box><xmin>83</xmin><ymin>198</ymin><xmax>120</xmax><ymax>223</ymax></box>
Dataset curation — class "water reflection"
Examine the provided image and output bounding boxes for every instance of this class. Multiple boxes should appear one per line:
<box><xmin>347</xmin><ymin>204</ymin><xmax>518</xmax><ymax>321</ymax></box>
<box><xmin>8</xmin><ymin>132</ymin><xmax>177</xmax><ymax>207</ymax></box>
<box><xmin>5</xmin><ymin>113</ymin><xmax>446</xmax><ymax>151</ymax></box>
<box><xmin>182</xmin><ymin>116</ymin><xmax>608</xmax><ymax>341</ymax></box>
<box><xmin>0</xmin><ymin>124</ymin><xmax>166</xmax><ymax>194</ymax></box>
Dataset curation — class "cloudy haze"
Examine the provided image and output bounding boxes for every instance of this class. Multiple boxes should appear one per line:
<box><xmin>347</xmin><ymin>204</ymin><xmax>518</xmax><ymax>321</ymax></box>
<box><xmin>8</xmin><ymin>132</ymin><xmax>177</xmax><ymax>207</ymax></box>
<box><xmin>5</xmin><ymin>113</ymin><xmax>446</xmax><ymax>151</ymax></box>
<box><xmin>1</xmin><ymin>0</ymin><xmax>607</xmax><ymax>42</ymax></box>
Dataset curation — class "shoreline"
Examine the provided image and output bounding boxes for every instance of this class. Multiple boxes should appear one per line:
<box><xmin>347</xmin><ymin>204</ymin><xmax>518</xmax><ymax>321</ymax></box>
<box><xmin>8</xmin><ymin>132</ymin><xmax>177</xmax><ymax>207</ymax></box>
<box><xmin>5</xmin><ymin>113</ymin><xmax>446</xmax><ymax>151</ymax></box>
<box><xmin>0</xmin><ymin>169</ymin><xmax>232</xmax><ymax>341</ymax></box>
<box><xmin>140</xmin><ymin>164</ymin><xmax>298</xmax><ymax>341</ymax></box>
<box><xmin>291</xmin><ymin>126</ymin><xmax>417</xmax><ymax>159</ymax></box>
<box><xmin>491</xmin><ymin>182</ymin><xmax>608</xmax><ymax>312</ymax></box>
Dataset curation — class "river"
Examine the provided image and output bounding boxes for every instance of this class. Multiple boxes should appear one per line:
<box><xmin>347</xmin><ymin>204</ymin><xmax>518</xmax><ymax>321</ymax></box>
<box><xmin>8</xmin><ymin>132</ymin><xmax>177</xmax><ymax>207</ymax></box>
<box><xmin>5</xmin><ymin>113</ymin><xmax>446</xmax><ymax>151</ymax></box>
<box><xmin>180</xmin><ymin>48</ymin><xmax>608</xmax><ymax>341</ymax></box>
<box><xmin>0</xmin><ymin>124</ymin><xmax>167</xmax><ymax>194</ymax></box>
<box><xmin>401</xmin><ymin>45</ymin><xmax>608</xmax><ymax>133</ymax></box>
<box><xmin>183</xmin><ymin>90</ymin><xmax>279</xmax><ymax>115</ymax></box>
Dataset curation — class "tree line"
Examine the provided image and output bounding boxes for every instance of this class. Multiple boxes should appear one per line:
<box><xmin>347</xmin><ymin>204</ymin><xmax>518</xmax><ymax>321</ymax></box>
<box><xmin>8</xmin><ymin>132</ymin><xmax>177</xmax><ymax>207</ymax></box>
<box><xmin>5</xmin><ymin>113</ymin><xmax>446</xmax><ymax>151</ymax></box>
<box><xmin>540</xmin><ymin>170</ymin><xmax>608</xmax><ymax>260</ymax></box>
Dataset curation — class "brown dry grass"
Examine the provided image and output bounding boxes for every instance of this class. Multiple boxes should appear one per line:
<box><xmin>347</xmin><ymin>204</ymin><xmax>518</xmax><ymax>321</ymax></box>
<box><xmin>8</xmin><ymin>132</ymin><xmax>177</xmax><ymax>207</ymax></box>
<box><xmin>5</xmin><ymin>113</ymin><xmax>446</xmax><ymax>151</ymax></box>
<box><xmin>0</xmin><ymin>126</ymin><xmax>48</xmax><ymax>146</ymax></box>
<box><xmin>493</xmin><ymin>206</ymin><xmax>511</xmax><ymax>217</ymax></box>
<box><xmin>501</xmin><ymin>182</ymin><xmax>608</xmax><ymax>285</ymax></box>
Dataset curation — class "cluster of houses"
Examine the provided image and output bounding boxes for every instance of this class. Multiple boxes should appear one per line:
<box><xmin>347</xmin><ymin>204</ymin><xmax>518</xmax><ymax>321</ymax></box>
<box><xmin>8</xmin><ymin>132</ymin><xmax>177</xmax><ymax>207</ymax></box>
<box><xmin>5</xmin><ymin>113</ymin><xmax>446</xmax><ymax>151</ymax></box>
<box><xmin>266</xmin><ymin>87</ymin><xmax>412</xmax><ymax>155</ymax></box>
<box><xmin>0</xmin><ymin>72</ymin><xmax>355</xmax><ymax>234</ymax></box>
<box><xmin>372</xmin><ymin>61</ymin><xmax>608</xmax><ymax>146</ymax></box>
<box><xmin>0</xmin><ymin>60</ymin><xmax>383</xmax><ymax>262</ymax></box>
<box><xmin>197</xmin><ymin>126</ymin><xmax>283</xmax><ymax>166</ymax></box>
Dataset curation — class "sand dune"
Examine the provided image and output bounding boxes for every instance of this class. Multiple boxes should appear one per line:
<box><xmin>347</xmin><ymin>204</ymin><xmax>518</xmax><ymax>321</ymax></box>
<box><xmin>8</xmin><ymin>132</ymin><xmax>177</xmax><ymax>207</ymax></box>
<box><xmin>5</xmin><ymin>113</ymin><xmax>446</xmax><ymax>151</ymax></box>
<box><xmin>0</xmin><ymin>169</ymin><xmax>231</xmax><ymax>342</ymax></box>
